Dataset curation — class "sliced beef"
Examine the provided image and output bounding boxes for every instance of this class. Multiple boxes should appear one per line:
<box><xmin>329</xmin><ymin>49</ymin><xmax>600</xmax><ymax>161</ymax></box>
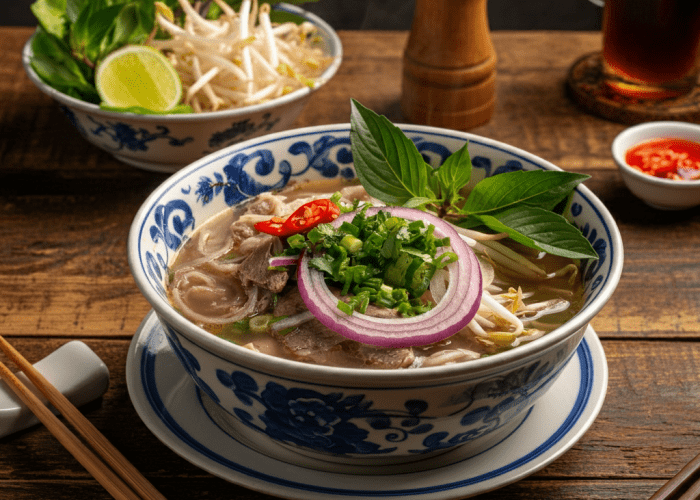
<box><xmin>343</xmin><ymin>342</ymin><xmax>415</xmax><ymax>369</ymax></box>
<box><xmin>280</xmin><ymin>319</ymin><xmax>348</xmax><ymax>362</ymax></box>
<box><xmin>236</xmin><ymin>236</ymin><xmax>288</xmax><ymax>293</ymax></box>
<box><xmin>229</xmin><ymin>221</ymin><xmax>256</xmax><ymax>250</ymax></box>
<box><xmin>279</xmin><ymin>315</ymin><xmax>415</xmax><ymax>369</ymax></box>
<box><xmin>273</xmin><ymin>287</ymin><xmax>307</xmax><ymax>316</ymax></box>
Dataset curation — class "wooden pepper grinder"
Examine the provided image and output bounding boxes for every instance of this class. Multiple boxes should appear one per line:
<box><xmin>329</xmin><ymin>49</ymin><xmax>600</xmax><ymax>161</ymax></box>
<box><xmin>401</xmin><ymin>0</ymin><xmax>496</xmax><ymax>130</ymax></box>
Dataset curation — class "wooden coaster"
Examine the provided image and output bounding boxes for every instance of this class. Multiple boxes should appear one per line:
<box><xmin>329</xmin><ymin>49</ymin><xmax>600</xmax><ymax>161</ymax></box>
<box><xmin>566</xmin><ymin>51</ymin><xmax>700</xmax><ymax>124</ymax></box>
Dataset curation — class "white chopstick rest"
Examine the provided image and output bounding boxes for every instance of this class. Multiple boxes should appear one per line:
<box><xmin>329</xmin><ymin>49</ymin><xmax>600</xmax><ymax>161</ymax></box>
<box><xmin>0</xmin><ymin>341</ymin><xmax>109</xmax><ymax>438</ymax></box>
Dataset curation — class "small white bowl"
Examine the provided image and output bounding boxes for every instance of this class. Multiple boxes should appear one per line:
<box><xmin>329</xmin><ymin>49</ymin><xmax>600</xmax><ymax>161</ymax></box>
<box><xmin>611</xmin><ymin>121</ymin><xmax>700</xmax><ymax>210</ymax></box>
<box><xmin>22</xmin><ymin>4</ymin><xmax>342</xmax><ymax>173</ymax></box>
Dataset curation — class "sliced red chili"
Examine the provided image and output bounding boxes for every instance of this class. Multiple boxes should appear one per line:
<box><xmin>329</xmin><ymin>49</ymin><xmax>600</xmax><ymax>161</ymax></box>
<box><xmin>254</xmin><ymin>199</ymin><xmax>340</xmax><ymax>237</ymax></box>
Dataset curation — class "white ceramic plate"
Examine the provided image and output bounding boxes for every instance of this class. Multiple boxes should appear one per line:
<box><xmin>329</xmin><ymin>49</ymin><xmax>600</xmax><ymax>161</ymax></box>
<box><xmin>126</xmin><ymin>310</ymin><xmax>608</xmax><ymax>499</ymax></box>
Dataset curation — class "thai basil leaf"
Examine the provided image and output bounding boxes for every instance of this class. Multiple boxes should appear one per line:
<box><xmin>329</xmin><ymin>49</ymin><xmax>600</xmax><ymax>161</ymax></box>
<box><xmin>350</xmin><ymin>99</ymin><xmax>436</xmax><ymax>206</ymax></box>
<box><xmin>434</xmin><ymin>141</ymin><xmax>472</xmax><ymax>204</ymax></box>
<box><xmin>70</xmin><ymin>1</ymin><xmax>154</xmax><ymax>64</ymax></box>
<box><xmin>69</xmin><ymin>0</ymin><xmax>108</xmax><ymax>60</ymax></box>
<box><xmin>65</xmin><ymin>0</ymin><xmax>87</xmax><ymax>24</ymax></box>
<box><xmin>403</xmin><ymin>196</ymin><xmax>441</xmax><ymax>209</ymax></box>
<box><xmin>98</xmin><ymin>2</ymin><xmax>155</xmax><ymax>57</ymax></box>
<box><xmin>30</xmin><ymin>0</ymin><xmax>68</xmax><ymax>39</ymax></box>
<box><xmin>461</xmin><ymin>169</ymin><xmax>590</xmax><ymax>215</ymax></box>
<box><xmin>467</xmin><ymin>206</ymin><xmax>598</xmax><ymax>259</ymax></box>
<box><xmin>30</xmin><ymin>29</ymin><xmax>99</xmax><ymax>102</ymax></box>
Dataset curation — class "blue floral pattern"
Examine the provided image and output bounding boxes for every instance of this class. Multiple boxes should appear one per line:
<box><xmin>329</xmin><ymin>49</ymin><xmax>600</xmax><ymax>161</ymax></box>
<box><xmin>145</xmin><ymin>200</ymin><xmax>194</xmax><ymax>297</ymax></box>
<box><xmin>215</xmin><ymin>369</ymin><xmax>440</xmax><ymax>455</ymax></box>
<box><xmin>197</xmin><ymin>349</ymin><xmax>565</xmax><ymax>456</ymax></box>
<box><xmin>194</xmin><ymin>134</ymin><xmax>354</xmax><ymax>207</ymax></box>
<box><xmin>162</xmin><ymin>324</ymin><xmax>220</xmax><ymax>404</ymax></box>
<box><xmin>208</xmin><ymin>113</ymin><xmax>280</xmax><ymax>149</ymax></box>
<box><xmin>61</xmin><ymin>106</ymin><xmax>87</xmax><ymax>138</ymax></box>
<box><xmin>85</xmin><ymin>116</ymin><xmax>193</xmax><ymax>152</ymax></box>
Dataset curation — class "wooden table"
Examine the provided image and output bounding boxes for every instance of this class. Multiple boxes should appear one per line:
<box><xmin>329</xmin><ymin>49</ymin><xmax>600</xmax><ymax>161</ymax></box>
<box><xmin>2</xmin><ymin>26</ymin><xmax>699</xmax><ymax>500</ymax></box>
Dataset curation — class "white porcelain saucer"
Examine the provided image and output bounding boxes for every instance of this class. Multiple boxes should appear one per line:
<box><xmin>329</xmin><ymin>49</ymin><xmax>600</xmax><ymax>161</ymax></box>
<box><xmin>126</xmin><ymin>310</ymin><xmax>608</xmax><ymax>500</ymax></box>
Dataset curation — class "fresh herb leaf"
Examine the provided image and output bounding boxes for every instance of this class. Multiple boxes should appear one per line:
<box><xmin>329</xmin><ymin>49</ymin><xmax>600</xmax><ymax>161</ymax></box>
<box><xmin>348</xmin><ymin>100</ymin><xmax>599</xmax><ymax>260</ymax></box>
<box><xmin>30</xmin><ymin>0</ymin><xmax>68</xmax><ymax>39</ymax></box>
<box><xmin>467</xmin><ymin>206</ymin><xmax>598</xmax><ymax>259</ymax></box>
<box><xmin>461</xmin><ymin>169</ymin><xmax>590</xmax><ymax>215</ymax></box>
<box><xmin>30</xmin><ymin>28</ymin><xmax>99</xmax><ymax>102</ymax></box>
<box><xmin>402</xmin><ymin>196</ymin><xmax>441</xmax><ymax>209</ymax></box>
<box><xmin>70</xmin><ymin>1</ymin><xmax>155</xmax><ymax>65</ymax></box>
<box><xmin>29</xmin><ymin>0</ymin><xmax>321</xmax><ymax>111</ymax></box>
<box><xmin>435</xmin><ymin>141</ymin><xmax>472</xmax><ymax>205</ymax></box>
<box><xmin>65</xmin><ymin>0</ymin><xmax>87</xmax><ymax>24</ymax></box>
<box><xmin>350</xmin><ymin>99</ymin><xmax>436</xmax><ymax>206</ymax></box>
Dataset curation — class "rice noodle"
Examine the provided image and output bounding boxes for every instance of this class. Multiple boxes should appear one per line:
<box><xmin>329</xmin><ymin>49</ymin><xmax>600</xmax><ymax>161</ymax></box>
<box><xmin>170</xmin><ymin>268</ymin><xmax>259</xmax><ymax>325</ymax></box>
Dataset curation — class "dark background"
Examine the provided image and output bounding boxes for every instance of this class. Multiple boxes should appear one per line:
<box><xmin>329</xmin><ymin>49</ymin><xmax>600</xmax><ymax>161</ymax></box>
<box><xmin>4</xmin><ymin>0</ymin><xmax>602</xmax><ymax>30</ymax></box>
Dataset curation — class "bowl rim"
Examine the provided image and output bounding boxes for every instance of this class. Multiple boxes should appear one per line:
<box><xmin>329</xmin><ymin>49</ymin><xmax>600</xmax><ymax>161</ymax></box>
<box><xmin>22</xmin><ymin>3</ymin><xmax>343</xmax><ymax>123</ymax></box>
<box><xmin>612</xmin><ymin>121</ymin><xmax>700</xmax><ymax>187</ymax></box>
<box><xmin>128</xmin><ymin>123</ymin><xmax>624</xmax><ymax>383</ymax></box>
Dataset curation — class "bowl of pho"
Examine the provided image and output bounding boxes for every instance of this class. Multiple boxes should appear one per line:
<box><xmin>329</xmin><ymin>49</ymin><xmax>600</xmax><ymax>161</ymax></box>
<box><xmin>128</xmin><ymin>100</ymin><xmax>622</xmax><ymax>468</ymax></box>
<box><xmin>23</xmin><ymin>1</ymin><xmax>342</xmax><ymax>173</ymax></box>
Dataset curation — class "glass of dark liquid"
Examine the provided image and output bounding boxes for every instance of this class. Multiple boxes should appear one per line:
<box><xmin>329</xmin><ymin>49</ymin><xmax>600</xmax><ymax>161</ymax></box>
<box><xmin>600</xmin><ymin>0</ymin><xmax>700</xmax><ymax>100</ymax></box>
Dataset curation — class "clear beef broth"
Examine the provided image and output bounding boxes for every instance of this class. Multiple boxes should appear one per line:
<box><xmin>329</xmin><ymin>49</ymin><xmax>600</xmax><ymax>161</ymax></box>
<box><xmin>167</xmin><ymin>179</ymin><xmax>585</xmax><ymax>369</ymax></box>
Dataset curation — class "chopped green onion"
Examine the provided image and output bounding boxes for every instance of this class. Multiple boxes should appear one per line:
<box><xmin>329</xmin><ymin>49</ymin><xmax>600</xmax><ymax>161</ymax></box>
<box><xmin>249</xmin><ymin>314</ymin><xmax>273</xmax><ymax>333</ymax></box>
<box><xmin>288</xmin><ymin>204</ymin><xmax>455</xmax><ymax>317</ymax></box>
<box><xmin>340</xmin><ymin>234</ymin><xmax>363</xmax><ymax>253</ymax></box>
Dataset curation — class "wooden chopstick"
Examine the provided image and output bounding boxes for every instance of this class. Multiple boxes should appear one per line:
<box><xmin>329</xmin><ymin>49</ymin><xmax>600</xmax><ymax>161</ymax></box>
<box><xmin>0</xmin><ymin>335</ymin><xmax>165</xmax><ymax>500</ymax></box>
<box><xmin>649</xmin><ymin>451</ymin><xmax>700</xmax><ymax>500</ymax></box>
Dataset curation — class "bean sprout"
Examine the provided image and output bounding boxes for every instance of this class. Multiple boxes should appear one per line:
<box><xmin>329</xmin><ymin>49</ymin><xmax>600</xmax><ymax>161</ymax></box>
<box><xmin>149</xmin><ymin>0</ymin><xmax>334</xmax><ymax>112</ymax></box>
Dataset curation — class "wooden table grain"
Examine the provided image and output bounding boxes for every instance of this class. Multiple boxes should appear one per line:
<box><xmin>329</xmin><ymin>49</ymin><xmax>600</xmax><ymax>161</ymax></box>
<box><xmin>2</xmin><ymin>26</ymin><xmax>700</xmax><ymax>500</ymax></box>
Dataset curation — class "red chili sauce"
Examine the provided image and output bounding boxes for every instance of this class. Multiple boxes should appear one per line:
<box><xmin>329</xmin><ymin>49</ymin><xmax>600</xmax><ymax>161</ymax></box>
<box><xmin>625</xmin><ymin>138</ymin><xmax>700</xmax><ymax>180</ymax></box>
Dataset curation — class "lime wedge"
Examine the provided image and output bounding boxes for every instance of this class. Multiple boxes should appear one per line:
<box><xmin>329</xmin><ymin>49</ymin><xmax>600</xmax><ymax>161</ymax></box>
<box><xmin>95</xmin><ymin>45</ymin><xmax>182</xmax><ymax>112</ymax></box>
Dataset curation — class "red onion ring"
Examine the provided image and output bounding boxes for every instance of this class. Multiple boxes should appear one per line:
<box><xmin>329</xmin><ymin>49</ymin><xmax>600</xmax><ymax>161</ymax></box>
<box><xmin>268</xmin><ymin>255</ymin><xmax>300</xmax><ymax>267</ymax></box>
<box><xmin>296</xmin><ymin>207</ymin><xmax>483</xmax><ymax>348</ymax></box>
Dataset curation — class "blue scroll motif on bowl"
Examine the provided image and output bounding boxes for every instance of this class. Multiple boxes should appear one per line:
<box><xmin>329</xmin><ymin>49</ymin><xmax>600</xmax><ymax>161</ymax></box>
<box><xmin>60</xmin><ymin>106</ymin><xmax>194</xmax><ymax>152</ymax></box>
<box><xmin>159</xmin><ymin>319</ymin><xmax>566</xmax><ymax>456</ymax></box>
<box><xmin>212</xmin><ymin>359</ymin><xmax>563</xmax><ymax>455</ymax></box>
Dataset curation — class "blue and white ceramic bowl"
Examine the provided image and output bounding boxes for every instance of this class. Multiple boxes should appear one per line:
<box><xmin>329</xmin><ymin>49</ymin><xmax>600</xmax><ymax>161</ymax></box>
<box><xmin>22</xmin><ymin>4</ymin><xmax>342</xmax><ymax>173</ymax></box>
<box><xmin>128</xmin><ymin>124</ymin><xmax>623</xmax><ymax>468</ymax></box>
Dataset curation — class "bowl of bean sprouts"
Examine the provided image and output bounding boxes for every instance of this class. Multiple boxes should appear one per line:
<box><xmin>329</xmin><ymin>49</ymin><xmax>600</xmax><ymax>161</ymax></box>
<box><xmin>128</xmin><ymin>120</ymin><xmax>623</xmax><ymax>469</ymax></box>
<box><xmin>22</xmin><ymin>2</ymin><xmax>342</xmax><ymax>173</ymax></box>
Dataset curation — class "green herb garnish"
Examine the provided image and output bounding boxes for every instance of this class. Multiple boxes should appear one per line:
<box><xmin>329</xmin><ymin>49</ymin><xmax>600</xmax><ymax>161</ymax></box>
<box><xmin>292</xmin><ymin>205</ymin><xmax>455</xmax><ymax>316</ymax></box>
<box><xmin>349</xmin><ymin>99</ymin><xmax>598</xmax><ymax>261</ymax></box>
